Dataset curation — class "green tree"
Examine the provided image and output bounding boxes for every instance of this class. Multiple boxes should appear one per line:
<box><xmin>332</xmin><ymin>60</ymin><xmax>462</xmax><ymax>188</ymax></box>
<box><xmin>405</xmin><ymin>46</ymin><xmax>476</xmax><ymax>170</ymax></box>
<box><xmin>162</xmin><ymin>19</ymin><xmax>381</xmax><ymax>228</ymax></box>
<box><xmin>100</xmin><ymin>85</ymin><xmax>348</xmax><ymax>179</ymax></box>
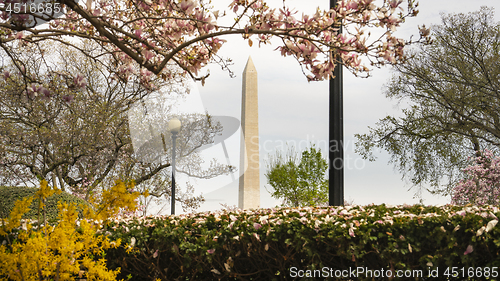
<box><xmin>355</xmin><ymin>7</ymin><xmax>500</xmax><ymax>198</ymax></box>
<box><xmin>265</xmin><ymin>145</ymin><xmax>328</xmax><ymax>207</ymax></box>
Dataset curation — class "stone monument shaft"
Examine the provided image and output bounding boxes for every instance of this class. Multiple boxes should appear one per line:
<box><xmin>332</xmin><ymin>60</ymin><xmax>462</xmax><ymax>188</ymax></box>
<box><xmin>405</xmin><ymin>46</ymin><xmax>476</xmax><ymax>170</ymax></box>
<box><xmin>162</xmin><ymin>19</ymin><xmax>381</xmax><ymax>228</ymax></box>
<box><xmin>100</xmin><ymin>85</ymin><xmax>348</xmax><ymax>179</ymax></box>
<box><xmin>239</xmin><ymin>56</ymin><xmax>260</xmax><ymax>209</ymax></box>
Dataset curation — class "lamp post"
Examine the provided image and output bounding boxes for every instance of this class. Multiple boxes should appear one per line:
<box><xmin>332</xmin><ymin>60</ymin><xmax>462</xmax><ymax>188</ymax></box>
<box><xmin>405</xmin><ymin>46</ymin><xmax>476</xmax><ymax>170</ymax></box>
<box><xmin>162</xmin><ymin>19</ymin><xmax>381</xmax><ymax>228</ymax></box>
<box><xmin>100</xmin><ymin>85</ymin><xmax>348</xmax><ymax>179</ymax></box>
<box><xmin>329</xmin><ymin>0</ymin><xmax>344</xmax><ymax>206</ymax></box>
<box><xmin>169</xmin><ymin>118</ymin><xmax>181</xmax><ymax>215</ymax></box>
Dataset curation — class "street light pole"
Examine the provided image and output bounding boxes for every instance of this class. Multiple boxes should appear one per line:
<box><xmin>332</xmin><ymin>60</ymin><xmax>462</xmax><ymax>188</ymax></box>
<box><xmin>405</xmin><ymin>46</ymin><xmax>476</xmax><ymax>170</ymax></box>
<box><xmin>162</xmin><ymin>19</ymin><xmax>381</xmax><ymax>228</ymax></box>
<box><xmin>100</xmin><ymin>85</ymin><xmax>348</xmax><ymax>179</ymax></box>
<box><xmin>169</xmin><ymin>118</ymin><xmax>181</xmax><ymax>215</ymax></box>
<box><xmin>329</xmin><ymin>0</ymin><xmax>344</xmax><ymax>206</ymax></box>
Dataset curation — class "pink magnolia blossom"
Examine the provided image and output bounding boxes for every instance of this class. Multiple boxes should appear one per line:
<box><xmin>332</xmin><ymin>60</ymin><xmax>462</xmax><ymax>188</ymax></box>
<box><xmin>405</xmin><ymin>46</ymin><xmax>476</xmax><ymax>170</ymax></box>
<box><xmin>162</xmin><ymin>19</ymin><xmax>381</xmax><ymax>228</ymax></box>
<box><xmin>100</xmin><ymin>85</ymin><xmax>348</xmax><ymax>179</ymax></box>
<box><xmin>180</xmin><ymin>0</ymin><xmax>196</xmax><ymax>14</ymax></box>
<box><xmin>15</xmin><ymin>32</ymin><xmax>25</xmax><ymax>39</ymax></box>
<box><xmin>389</xmin><ymin>0</ymin><xmax>403</xmax><ymax>9</ymax></box>
<box><xmin>346</xmin><ymin>1</ymin><xmax>359</xmax><ymax>10</ymax></box>
<box><xmin>62</xmin><ymin>95</ymin><xmax>74</xmax><ymax>103</ymax></box>
<box><xmin>73</xmin><ymin>74</ymin><xmax>87</xmax><ymax>88</ymax></box>
<box><xmin>142</xmin><ymin>49</ymin><xmax>154</xmax><ymax>61</ymax></box>
<box><xmin>134</xmin><ymin>28</ymin><xmax>143</xmax><ymax>38</ymax></box>
<box><xmin>40</xmin><ymin>87</ymin><xmax>52</xmax><ymax>99</ymax></box>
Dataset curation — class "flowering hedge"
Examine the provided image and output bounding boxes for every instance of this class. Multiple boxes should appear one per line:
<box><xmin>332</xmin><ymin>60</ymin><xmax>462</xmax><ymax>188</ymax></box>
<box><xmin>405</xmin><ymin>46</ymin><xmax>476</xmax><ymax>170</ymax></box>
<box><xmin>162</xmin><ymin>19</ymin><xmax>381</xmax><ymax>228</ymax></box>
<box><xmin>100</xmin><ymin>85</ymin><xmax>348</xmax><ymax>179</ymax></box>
<box><xmin>104</xmin><ymin>204</ymin><xmax>500</xmax><ymax>280</ymax></box>
<box><xmin>2</xmin><ymin>180</ymin><xmax>499</xmax><ymax>280</ymax></box>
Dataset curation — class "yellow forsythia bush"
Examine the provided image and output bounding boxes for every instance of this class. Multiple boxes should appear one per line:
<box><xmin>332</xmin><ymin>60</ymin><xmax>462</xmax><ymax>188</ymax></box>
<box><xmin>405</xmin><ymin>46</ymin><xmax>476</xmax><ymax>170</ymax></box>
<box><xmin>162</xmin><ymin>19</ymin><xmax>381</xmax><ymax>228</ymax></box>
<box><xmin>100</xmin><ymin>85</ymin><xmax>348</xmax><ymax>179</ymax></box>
<box><xmin>0</xmin><ymin>180</ymin><xmax>140</xmax><ymax>280</ymax></box>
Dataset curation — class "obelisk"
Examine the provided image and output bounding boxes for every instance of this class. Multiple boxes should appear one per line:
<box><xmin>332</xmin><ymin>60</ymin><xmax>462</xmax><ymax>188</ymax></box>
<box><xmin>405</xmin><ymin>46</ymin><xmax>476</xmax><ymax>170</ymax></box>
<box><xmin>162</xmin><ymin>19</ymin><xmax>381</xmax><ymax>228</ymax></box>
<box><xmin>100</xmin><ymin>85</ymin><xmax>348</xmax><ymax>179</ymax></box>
<box><xmin>239</xmin><ymin>56</ymin><xmax>260</xmax><ymax>209</ymax></box>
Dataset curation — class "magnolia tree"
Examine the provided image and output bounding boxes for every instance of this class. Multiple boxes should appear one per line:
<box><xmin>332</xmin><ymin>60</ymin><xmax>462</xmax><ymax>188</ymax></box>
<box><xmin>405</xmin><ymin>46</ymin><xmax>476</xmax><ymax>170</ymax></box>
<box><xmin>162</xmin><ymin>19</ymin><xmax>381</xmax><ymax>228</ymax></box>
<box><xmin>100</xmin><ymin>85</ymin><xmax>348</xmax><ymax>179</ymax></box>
<box><xmin>0</xmin><ymin>40</ymin><xmax>232</xmax><ymax>213</ymax></box>
<box><xmin>451</xmin><ymin>150</ymin><xmax>500</xmax><ymax>205</ymax></box>
<box><xmin>0</xmin><ymin>0</ymin><xmax>429</xmax><ymax>95</ymax></box>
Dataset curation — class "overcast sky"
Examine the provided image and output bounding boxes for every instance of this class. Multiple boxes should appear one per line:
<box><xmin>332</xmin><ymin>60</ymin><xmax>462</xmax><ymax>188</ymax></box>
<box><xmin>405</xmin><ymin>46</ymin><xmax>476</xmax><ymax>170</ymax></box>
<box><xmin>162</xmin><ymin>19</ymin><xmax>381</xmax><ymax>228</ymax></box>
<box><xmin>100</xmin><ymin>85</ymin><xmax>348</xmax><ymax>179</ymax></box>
<box><xmin>148</xmin><ymin>0</ymin><xmax>500</xmax><ymax>214</ymax></box>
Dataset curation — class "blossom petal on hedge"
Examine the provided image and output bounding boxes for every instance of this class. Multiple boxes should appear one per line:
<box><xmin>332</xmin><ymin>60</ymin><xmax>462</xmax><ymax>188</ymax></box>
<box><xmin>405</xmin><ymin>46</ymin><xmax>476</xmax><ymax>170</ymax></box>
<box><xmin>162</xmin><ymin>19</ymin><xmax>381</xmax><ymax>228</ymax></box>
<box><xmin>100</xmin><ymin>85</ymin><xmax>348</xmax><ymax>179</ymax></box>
<box><xmin>464</xmin><ymin>245</ymin><xmax>473</xmax><ymax>255</ymax></box>
<box><xmin>486</xmin><ymin>220</ymin><xmax>498</xmax><ymax>232</ymax></box>
<box><xmin>476</xmin><ymin>226</ymin><xmax>486</xmax><ymax>236</ymax></box>
<box><xmin>253</xmin><ymin>233</ymin><xmax>261</xmax><ymax>241</ymax></box>
<box><xmin>211</xmin><ymin>268</ymin><xmax>221</xmax><ymax>275</ymax></box>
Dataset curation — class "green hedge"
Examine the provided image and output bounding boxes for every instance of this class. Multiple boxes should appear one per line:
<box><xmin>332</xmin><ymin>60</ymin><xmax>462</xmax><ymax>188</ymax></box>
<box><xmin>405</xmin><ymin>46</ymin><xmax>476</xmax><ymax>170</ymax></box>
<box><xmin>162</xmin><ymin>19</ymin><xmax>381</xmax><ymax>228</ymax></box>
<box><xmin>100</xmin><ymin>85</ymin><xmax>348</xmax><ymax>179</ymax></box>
<box><xmin>103</xmin><ymin>204</ymin><xmax>500</xmax><ymax>281</ymax></box>
<box><xmin>0</xmin><ymin>186</ymin><xmax>89</xmax><ymax>222</ymax></box>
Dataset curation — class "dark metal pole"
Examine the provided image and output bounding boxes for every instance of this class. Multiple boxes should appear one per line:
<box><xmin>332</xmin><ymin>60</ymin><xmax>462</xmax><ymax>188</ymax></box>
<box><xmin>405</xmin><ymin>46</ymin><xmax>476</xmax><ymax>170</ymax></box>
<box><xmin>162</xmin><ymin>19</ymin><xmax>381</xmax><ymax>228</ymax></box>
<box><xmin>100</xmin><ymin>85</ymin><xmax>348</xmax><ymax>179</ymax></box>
<box><xmin>171</xmin><ymin>133</ymin><xmax>177</xmax><ymax>215</ymax></box>
<box><xmin>329</xmin><ymin>0</ymin><xmax>344</xmax><ymax>206</ymax></box>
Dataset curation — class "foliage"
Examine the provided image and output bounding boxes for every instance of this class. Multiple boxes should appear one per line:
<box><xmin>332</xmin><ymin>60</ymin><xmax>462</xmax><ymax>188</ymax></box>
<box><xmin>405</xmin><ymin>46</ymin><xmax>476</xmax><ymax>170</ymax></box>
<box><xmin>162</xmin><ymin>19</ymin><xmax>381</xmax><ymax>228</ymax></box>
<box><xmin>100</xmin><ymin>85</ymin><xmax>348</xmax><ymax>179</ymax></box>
<box><xmin>355</xmin><ymin>7</ymin><xmax>500</xmax><ymax>197</ymax></box>
<box><xmin>0</xmin><ymin>179</ymin><xmax>143</xmax><ymax>280</ymax></box>
<box><xmin>0</xmin><ymin>185</ymin><xmax>89</xmax><ymax>222</ymax></box>
<box><xmin>452</xmin><ymin>150</ymin><xmax>500</xmax><ymax>205</ymax></box>
<box><xmin>265</xmin><ymin>145</ymin><xmax>328</xmax><ymax>207</ymax></box>
<box><xmin>103</xmin><ymin>204</ymin><xmax>500</xmax><ymax>280</ymax></box>
<box><xmin>0</xmin><ymin>0</ymin><xmax>428</xmax><ymax>99</ymax></box>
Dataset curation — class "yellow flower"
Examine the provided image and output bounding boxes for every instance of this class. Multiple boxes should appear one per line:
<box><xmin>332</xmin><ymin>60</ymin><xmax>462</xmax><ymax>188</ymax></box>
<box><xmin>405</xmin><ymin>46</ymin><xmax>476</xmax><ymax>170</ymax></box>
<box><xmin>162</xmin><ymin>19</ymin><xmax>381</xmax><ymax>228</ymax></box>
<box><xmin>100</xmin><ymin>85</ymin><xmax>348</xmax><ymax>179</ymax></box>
<box><xmin>0</xmin><ymin>196</ymin><xmax>33</xmax><ymax>235</ymax></box>
<box><xmin>0</xmin><ymin>179</ymin><xmax>135</xmax><ymax>280</ymax></box>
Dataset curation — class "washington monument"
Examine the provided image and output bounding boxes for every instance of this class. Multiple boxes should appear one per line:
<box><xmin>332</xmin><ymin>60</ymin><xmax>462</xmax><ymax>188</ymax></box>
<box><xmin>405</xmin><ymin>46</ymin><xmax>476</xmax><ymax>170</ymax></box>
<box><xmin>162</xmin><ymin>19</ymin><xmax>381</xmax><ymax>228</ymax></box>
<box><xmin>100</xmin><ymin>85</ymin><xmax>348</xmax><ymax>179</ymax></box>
<box><xmin>239</xmin><ymin>56</ymin><xmax>260</xmax><ymax>209</ymax></box>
